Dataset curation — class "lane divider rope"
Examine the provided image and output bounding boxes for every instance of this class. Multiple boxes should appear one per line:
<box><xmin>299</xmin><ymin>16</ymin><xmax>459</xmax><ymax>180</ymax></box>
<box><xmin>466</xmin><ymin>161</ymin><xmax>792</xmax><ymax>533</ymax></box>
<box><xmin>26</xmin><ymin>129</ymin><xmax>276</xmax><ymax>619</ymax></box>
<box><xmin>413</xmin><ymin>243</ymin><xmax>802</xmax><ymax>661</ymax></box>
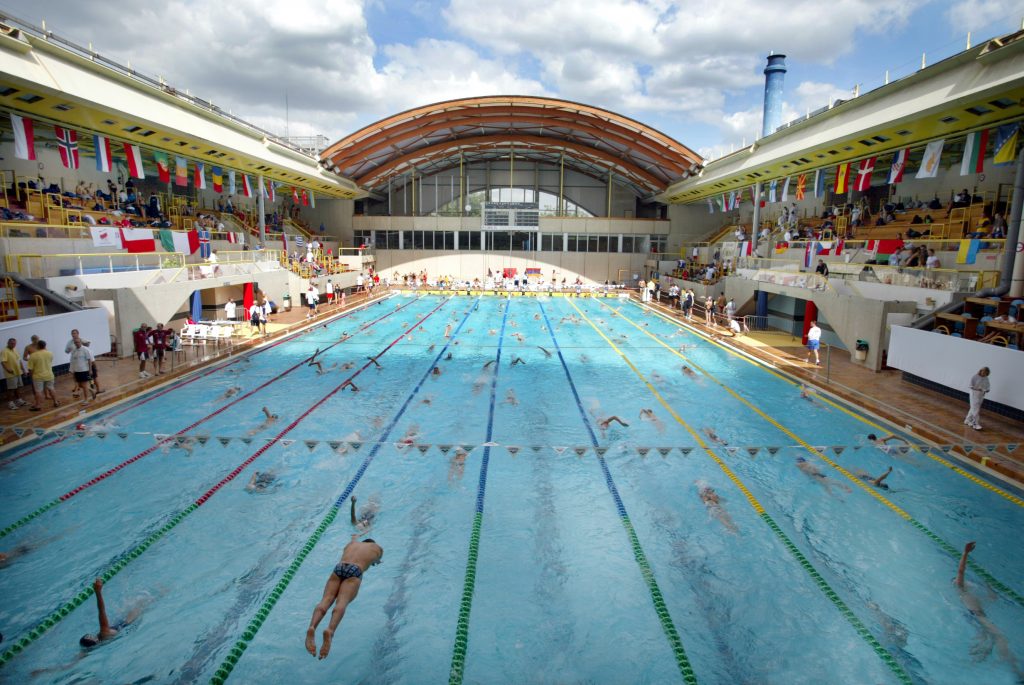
<box><xmin>539</xmin><ymin>300</ymin><xmax>698</xmax><ymax>684</ymax></box>
<box><xmin>631</xmin><ymin>300</ymin><xmax>1024</xmax><ymax>509</ymax></box>
<box><xmin>0</xmin><ymin>297</ymin><xmax>422</xmax><ymax>540</ymax></box>
<box><xmin>0</xmin><ymin>298</ymin><xmax>450</xmax><ymax>668</ymax></box>
<box><xmin>603</xmin><ymin>300</ymin><xmax>1024</xmax><ymax>608</ymax></box>
<box><xmin>209</xmin><ymin>297</ymin><xmax>480</xmax><ymax>684</ymax></box>
<box><xmin>448</xmin><ymin>296</ymin><xmax>509</xmax><ymax>685</ymax></box>
<box><xmin>567</xmin><ymin>298</ymin><xmax>912</xmax><ymax>685</ymax></box>
<box><xmin>0</xmin><ymin>293</ymin><xmax>397</xmax><ymax>469</ymax></box>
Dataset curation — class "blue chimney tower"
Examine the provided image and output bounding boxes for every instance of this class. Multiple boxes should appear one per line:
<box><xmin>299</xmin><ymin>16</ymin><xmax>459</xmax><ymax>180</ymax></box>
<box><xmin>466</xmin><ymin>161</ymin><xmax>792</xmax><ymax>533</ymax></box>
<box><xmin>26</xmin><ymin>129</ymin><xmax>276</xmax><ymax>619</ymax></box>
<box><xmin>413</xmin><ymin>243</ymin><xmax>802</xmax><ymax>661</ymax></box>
<box><xmin>761</xmin><ymin>53</ymin><xmax>787</xmax><ymax>138</ymax></box>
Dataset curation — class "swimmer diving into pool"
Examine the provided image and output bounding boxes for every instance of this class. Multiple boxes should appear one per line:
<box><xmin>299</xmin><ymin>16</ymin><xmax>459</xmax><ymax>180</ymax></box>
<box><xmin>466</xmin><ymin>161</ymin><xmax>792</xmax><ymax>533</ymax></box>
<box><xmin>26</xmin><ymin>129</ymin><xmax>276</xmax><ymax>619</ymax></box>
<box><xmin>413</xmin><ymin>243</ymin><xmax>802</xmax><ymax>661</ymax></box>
<box><xmin>955</xmin><ymin>541</ymin><xmax>1024</xmax><ymax>680</ymax></box>
<box><xmin>305</xmin><ymin>534</ymin><xmax>383</xmax><ymax>660</ymax></box>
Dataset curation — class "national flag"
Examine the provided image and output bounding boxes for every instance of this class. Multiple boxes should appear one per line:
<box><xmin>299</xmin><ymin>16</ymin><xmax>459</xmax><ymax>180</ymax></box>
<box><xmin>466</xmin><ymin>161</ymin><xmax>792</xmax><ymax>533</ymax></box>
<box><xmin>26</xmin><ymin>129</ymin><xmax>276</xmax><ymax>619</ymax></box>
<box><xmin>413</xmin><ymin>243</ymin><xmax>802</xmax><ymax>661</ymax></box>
<box><xmin>194</xmin><ymin>162</ymin><xmax>206</xmax><ymax>190</ymax></box>
<box><xmin>228</xmin><ymin>170</ymin><xmax>236</xmax><ymax>195</ymax></box>
<box><xmin>94</xmin><ymin>134</ymin><xmax>113</xmax><ymax>172</ymax></box>
<box><xmin>198</xmin><ymin>227</ymin><xmax>211</xmax><ymax>258</ymax></box>
<box><xmin>956</xmin><ymin>239</ymin><xmax>981</xmax><ymax>265</ymax></box>
<box><xmin>774</xmin><ymin>241</ymin><xmax>789</xmax><ymax>253</ymax></box>
<box><xmin>267</xmin><ymin>181</ymin><xmax>276</xmax><ymax>202</ymax></box>
<box><xmin>226</xmin><ymin>231</ymin><xmax>241</xmax><ymax>244</ymax></box>
<box><xmin>854</xmin><ymin>156</ymin><xmax>877</xmax><ymax>192</ymax></box>
<box><xmin>261</xmin><ymin>180</ymin><xmax>268</xmax><ymax>199</ymax></box>
<box><xmin>242</xmin><ymin>175</ymin><xmax>253</xmax><ymax>197</ymax></box>
<box><xmin>814</xmin><ymin>169</ymin><xmax>825</xmax><ymax>198</ymax></box>
<box><xmin>124</xmin><ymin>143</ymin><xmax>146</xmax><ymax>179</ymax></box>
<box><xmin>768</xmin><ymin>179</ymin><xmax>777</xmax><ymax>203</ymax></box>
<box><xmin>10</xmin><ymin>113</ymin><xmax>36</xmax><ymax>161</ymax></box>
<box><xmin>960</xmin><ymin>130</ymin><xmax>988</xmax><ymax>175</ymax></box>
<box><xmin>738</xmin><ymin>240</ymin><xmax>752</xmax><ymax>256</ymax></box>
<box><xmin>795</xmin><ymin>174</ymin><xmax>807</xmax><ymax>201</ymax></box>
<box><xmin>302</xmin><ymin>189</ymin><xmax>310</xmax><ymax>206</ymax></box>
<box><xmin>281</xmin><ymin>231</ymin><xmax>289</xmax><ymax>254</ymax></box>
<box><xmin>159</xmin><ymin>228</ymin><xmax>200</xmax><ymax>255</ymax></box>
<box><xmin>781</xmin><ymin>176</ymin><xmax>791</xmax><ymax>202</ymax></box>
<box><xmin>212</xmin><ymin>166</ymin><xmax>223</xmax><ymax>193</ymax></box>
<box><xmin>728</xmin><ymin>191</ymin><xmax>737</xmax><ymax>210</ymax></box>
<box><xmin>833</xmin><ymin>163</ymin><xmax>850</xmax><ymax>194</ymax></box>
<box><xmin>154</xmin><ymin>151</ymin><xmax>171</xmax><ymax>183</ymax></box>
<box><xmin>719</xmin><ymin>194</ymin><xmax>727</xmax><ymax>211</ymax></box>
<box><xmin>992</xmin><ymin>124</ymin><xmax>1019</xmax><ymax>166</ymax></box>
<box><xmin>866</xmin><ymin>239</ymin><xmax>902</xmax><ymax>257</ymax></box>
<box><xmin>119</xmin><ymin>227</ymin><xmax>156</xmax><ymax>253</ymax></box>
<box><xmin>887</xmin><ymin>148</ymin><xmax>909</xmax><ymax>184</ymax></box>
<box><xmin>817</xmin><ymin>240</ymin><xmax>845</xmax><ymax>256</ymax></box>
<box><xmin>916</xmin><ymin>139</ymin><xmax>944</xmax><ymax>179</ymax></box>
<box><xmin>804</xmin><ymin>242</ymin><xmax>817</xmax><ymax>268</ymax></box>
<box><xmin>174</xmin><ymin>156</ymin><xmax>188</xmax><ymax>187</ymax></box>
<box><xmin>295</xmin><ymin>235</ymin><xmax>306</xmax><ymax>249</ymax></box>
<box><xmin>54</xmin><ymin>126</ymin><xmax>80</xmax><ymax>169</ymax></box>
<box><xmin>89</xmin><ymin>226</ymin><xmax>122</xmax><ymax>248</ymax></box>
<box><xmin>292</xmin><ymin>187</ymin><xmax>300</xmax><ymax>203</ymax></box>
<box><xmin>707</xmin><ymin>198</ymin><xmax>714</xmax><ymax>214</ymax></box>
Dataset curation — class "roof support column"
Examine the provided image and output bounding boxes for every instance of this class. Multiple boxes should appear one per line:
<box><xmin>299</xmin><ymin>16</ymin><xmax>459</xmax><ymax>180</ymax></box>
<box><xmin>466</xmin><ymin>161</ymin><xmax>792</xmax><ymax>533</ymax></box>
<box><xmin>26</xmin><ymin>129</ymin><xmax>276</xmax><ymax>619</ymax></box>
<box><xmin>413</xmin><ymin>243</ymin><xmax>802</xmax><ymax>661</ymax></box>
<box><xmin>751</xmin><ymin>181</ymin><xmax>762</xmax><ymax>252</ymax></box>
<box><xmin>459</xmin><ymin>152</ymin><xmax>464</xmax><ymax>217</ymax></box>
<box><xmin>559</xmin><ymin>153</ymin><xmax>565</xmax><ymax>217</ymax></box>
<box><xmin>607</xmin><ymin>170</ymin><xmax>613</xmax><ymax>217</ymax></box>
<box><xmin>257</xmin><ymin>173</ymin><xmax>266</xmax><ymax>245</ymax></box>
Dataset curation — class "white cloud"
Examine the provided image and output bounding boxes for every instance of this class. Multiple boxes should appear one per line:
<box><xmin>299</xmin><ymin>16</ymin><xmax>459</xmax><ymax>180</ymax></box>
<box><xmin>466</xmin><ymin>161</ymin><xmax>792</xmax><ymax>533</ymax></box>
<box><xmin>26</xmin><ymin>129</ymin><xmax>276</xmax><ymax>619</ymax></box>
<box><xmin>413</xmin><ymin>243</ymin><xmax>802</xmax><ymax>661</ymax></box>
<box><xmin>946</xmin><ymin>0</ymin><xmax>1022</xmax><ymax>32</ymax></box>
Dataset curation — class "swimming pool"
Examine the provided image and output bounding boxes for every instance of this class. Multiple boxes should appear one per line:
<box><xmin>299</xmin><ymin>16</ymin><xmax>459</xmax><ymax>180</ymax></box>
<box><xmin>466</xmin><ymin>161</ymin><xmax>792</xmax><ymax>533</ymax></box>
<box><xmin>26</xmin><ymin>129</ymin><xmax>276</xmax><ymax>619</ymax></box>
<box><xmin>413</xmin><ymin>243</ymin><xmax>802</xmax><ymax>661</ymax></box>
<box><xmin>0</xmin><ymin>293</ymin><xmax>1021</xmax><ymax>684</ymax></box>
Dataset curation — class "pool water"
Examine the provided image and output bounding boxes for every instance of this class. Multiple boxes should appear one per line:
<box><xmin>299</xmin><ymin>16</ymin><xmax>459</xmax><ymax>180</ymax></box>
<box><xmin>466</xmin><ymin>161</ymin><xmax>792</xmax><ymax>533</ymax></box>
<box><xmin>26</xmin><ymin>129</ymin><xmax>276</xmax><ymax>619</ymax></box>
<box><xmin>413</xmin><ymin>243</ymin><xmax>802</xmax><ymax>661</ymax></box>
<box><xmin>0</xmin><ymin>294</ymin><xmax>1022</xmax><ymax>684</ymax></box>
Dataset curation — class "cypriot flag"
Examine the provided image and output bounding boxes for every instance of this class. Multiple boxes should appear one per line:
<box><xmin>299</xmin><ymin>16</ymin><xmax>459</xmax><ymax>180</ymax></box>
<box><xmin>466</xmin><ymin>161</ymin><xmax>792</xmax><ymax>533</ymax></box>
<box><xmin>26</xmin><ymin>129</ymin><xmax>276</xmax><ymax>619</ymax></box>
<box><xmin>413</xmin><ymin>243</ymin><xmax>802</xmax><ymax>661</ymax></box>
<box><xmin>915</xmin><ymin>139</ymin><xmax>944</xmax><ymax>179</ymax></box>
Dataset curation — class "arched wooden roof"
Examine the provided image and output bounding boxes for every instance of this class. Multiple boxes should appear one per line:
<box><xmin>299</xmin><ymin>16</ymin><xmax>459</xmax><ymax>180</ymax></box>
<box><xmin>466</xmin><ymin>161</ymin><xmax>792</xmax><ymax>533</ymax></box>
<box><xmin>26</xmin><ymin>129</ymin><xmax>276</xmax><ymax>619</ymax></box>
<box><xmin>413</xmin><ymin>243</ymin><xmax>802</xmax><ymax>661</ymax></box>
<box><xmin>320</xmin><ymin>96</ymin><xmax>702</xmax><ymax>196</ymax></box>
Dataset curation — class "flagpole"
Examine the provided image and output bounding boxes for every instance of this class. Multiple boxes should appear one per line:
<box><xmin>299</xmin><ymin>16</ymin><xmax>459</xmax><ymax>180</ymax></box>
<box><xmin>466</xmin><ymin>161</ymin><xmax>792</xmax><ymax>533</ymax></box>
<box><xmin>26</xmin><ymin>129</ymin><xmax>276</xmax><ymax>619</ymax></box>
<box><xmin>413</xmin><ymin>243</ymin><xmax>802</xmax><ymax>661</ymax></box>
<box><xmin>257</xmin><ymin>173</ymin><xmax>266</xmax><ymax>246</ymax></box>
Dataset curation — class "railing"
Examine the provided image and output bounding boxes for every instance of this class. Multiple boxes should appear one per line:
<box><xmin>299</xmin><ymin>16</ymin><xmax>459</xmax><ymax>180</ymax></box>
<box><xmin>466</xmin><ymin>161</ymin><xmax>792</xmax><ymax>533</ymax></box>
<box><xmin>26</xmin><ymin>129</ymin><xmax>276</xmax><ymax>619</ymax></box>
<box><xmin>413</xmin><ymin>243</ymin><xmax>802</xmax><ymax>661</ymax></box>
<box><xmin>745</xmin><ymin>268</ymin><xmax>831</xmax><ymax>291</ymax></box>
<box><xmin>6</xmin><ymin>249</ymin><xmax>281</xmax><ymax>280</ymax></box>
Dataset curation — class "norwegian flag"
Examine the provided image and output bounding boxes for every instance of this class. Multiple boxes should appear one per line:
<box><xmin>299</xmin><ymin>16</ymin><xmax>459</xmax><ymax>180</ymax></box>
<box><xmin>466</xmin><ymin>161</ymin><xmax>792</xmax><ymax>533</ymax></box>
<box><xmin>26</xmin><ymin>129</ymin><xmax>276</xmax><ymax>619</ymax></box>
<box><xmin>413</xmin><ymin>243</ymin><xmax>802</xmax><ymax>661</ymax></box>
<box><xmin>854</xmin><ymin>156</ymin><xmax>877</xmax><ymax>192</ymax></box>
<box><xmin>54</xmin><ymin>126</ymin><xmax>80</xmax><ymax>169</ymax></box>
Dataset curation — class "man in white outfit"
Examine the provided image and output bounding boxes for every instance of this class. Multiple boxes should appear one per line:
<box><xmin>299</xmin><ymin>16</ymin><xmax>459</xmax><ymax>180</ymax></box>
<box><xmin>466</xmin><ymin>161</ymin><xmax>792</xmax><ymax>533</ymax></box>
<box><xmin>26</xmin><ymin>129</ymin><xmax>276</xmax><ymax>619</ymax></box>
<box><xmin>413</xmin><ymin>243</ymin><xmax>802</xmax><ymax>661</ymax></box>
<box><xmin>964</xmin><ymin>367</ymin><xmax>990</xmax><ymax>431</ymax></box>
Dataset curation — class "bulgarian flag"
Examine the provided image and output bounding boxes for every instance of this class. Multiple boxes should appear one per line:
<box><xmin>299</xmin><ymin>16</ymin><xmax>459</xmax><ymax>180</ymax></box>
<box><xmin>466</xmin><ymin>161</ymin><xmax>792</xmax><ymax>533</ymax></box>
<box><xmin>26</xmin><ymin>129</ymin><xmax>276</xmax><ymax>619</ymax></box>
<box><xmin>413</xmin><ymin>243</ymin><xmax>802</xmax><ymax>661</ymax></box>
<box><xmin>212</xmin><ymin>166</ymin><xmax>223</xmax><ymax>193</ymax></box>
<box><xmin>960</xmin><ymin>129</ymin><xmax>988</xmax><ymax>175</ymax></box>
<box><xmin>154</xmin><ymin>151</ymin><xmax>171</xmax><ymax>183</ymax></box>
<box><xmin>124</xmin><ymin>144</ymin><xmax>146</xmax><ymax>179</ymax></box>
<box><xmin>94</xmin><ymin>134</ymin><xmax>113</xmax><ymax>173</ymax></box>
<box><xmin>10</xmin><ymin>113</ymin><xmax>35</xmax><ymax>160</ymax></box>
<box><xmin>194</xmin><ymin>162</ymin><xmax>206</xmax><ymax>190</ymax></box>
<box><xmin>120</xmin><ymin>227</ymin><xmax>156</xmax><ymax>253</ymax></box>
<box><xmin>242</xmin><ymin>174</ymin><xmax>253</xmax><ymax>197</ymax></box>
<box><xmin>159</xmin><ymin>228</ymin><xmax>200</xmax><ymax>254</ymax></box>
<box><xmin>174</xmin><ymin>156</ymin><xmax>188</xmax><ymax>187</ymax></box>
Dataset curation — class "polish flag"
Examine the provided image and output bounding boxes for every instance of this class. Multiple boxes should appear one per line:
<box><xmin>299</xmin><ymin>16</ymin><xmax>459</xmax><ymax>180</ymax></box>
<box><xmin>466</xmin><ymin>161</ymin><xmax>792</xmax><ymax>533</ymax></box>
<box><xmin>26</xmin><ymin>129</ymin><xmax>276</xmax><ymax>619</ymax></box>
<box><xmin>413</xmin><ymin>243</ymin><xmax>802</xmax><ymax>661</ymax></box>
<box><xmin>54</xmin><ymin>126</ymin><xmax>80</xmax><ymax>169</ymax></box>
<box><xmin>124</xmin><ymin>144</ymin><xmax>146</xmax><ymax>179</ymax></box>
<box><xmin>10</xmin><ymin>113</ymin><xmax>35</xmax><ymax>160</ymax></box>
<box><xmin>120</xmin><ymin>227</ymin><xmax>156</xmax><ymax>253</ymax></box>
<box><xmin>94</xmin><ymin>134</ymin><xmax>113</xmax><ymax>172</ymax></box>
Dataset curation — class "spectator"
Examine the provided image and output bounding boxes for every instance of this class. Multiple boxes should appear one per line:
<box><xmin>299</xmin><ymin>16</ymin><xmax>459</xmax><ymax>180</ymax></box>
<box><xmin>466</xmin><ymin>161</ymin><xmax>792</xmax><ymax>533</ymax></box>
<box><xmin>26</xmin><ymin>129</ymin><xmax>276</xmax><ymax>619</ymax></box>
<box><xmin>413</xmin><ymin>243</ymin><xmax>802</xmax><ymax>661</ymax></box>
<box><xmin>925</xmin><ymin>249</ymin><xmax>940</xmax><ymax>269</ymax></box>
<box><xmin>990</xmin><ymin>213</ymin><xmax>1007</xmax><ymax>239</ymax></box>
<box><xmin>816</xmin><ymin>259</ymin><xmax>829</xmax><ymax>277</ymax></box>
<box><xmin>27</xmin><ymin>340</ymin><xmax>58</xmax><ymax>411</ymax></box>
<box><xmin>148</xmin><ymin>323</ymin><xmax>170</xmax><ymax>376</ymax></box>
<box><xmin>2</xmin><ymin>337</ymin><xmax>27</xmax><ymax>410</ymax></box>
<box><xmin>69</xmin><ymin>339</ymin><xmax>98</xmax><ymax>404</ymax></box>
<box><xmin>225</xmin><ymin>299</ymin><xmax>236</xmax><ymax>321</ymax></box>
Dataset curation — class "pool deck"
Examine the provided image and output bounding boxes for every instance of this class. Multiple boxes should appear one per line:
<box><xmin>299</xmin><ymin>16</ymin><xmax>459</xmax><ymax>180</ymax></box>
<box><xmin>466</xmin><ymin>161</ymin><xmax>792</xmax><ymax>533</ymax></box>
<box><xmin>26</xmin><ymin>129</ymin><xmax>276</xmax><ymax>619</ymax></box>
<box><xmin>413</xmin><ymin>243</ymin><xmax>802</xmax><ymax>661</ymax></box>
<box><xmin>0</xmin><ymin>289</ymin><xmax>388</xmax><ymax>446</ymax></box>
<box><xmin>4</xmin><ymin>288</ymin><xmax>1021</xmax><ymax>489</ymax></box>
<box><xmin>639</xmin><ymin>296</ymin><xmax>1024</xmax><ymax>487</ymax></box>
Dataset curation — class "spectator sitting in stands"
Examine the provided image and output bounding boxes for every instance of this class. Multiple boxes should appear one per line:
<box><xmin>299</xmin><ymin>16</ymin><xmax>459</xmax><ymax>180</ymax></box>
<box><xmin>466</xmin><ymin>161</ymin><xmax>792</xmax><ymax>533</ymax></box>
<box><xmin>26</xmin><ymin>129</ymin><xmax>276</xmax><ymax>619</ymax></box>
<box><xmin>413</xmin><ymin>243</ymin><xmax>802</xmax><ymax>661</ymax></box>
<box><xmin>966</xmin><ymin>216</ymin><xmax>992</xmax><ymax>239</ymax></box>
<box><xmin>910</xmin><ymin>214</ymin><xmax>923</xmax><ymax>224</ymax></box>
<box><xmin>928</xmin><ymin>196</ymin><xmax>942</xmax><ymax>210</ymax></box>
<box><xmin>905</xmin><ymin>226</ymin><xmax>931</xmax><ymax>239</ymax></box>
<box><xmin>990</xmin><ymin>213</ymin><xmax>1007</xmax><ymax>239</ymax></box>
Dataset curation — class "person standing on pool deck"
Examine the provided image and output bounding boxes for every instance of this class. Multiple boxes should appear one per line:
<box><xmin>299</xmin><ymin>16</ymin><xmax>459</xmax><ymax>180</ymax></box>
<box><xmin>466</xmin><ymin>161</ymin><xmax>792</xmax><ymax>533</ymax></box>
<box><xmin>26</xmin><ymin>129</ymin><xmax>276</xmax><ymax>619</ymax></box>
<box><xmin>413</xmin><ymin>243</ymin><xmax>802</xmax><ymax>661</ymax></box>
<box><xmin>964</xmin><ymin>367</ymin><xmax>990</xmax><ymax>431</ymax></box>
<box><xmin>806</xmin><ymin>320</ymin><xmax>822</xmax><ymax>366</ymax></box>
<box><xmin>305</xmin><ymin>534</ymin><xmax>383</xmax><ymax>660</ymax></box>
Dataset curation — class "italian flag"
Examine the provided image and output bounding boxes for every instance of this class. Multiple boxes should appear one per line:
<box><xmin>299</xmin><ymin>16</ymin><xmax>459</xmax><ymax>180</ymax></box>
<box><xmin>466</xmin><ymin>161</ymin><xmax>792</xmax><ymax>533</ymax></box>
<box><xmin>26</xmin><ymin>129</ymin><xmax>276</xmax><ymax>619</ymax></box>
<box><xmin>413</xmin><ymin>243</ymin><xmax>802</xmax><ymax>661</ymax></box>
<box><xmin>159</xmin><ymin>228</ymin><xmax>200</xmax><ymax>255</ymax></box>
<box><xmin>960</xmin><ymin>129</ymin><xmax>988</xmax><ymax>176</ymax></box>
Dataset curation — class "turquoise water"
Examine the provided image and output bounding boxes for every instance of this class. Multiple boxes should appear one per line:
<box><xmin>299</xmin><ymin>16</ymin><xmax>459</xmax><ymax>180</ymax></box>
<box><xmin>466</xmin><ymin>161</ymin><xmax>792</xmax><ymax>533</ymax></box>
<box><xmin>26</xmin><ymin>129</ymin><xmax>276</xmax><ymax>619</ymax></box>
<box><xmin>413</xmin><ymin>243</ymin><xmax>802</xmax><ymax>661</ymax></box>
<box><xmin>0</xmin><ymin>294</ymin><xmax>1022</xmax><ymax>684</ymax></box>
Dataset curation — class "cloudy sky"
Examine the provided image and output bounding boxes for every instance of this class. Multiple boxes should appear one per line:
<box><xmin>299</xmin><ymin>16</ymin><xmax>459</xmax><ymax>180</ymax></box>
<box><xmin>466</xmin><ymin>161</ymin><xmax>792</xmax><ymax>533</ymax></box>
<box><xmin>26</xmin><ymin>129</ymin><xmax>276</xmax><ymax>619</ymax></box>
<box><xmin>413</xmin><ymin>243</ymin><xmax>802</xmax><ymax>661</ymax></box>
<box><xmin>2</xmin><ymin>0</ymin><xmax>1020</xmax><ymax>159</ymax></box>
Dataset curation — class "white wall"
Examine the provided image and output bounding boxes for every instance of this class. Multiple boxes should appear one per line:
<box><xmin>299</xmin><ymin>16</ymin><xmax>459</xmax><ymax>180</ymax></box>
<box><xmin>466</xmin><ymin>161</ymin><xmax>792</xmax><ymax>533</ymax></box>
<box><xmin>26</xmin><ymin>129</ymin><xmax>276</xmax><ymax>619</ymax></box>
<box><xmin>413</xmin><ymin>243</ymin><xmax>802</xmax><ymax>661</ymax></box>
<box><xmin>888</xmin><ymin>325</ymin><xmax>1022</xmax><ymax>410</ymax></box>
<box><xmin>371</xmin><ymin>250</ymin><xmax>647</xmax><ymax>285</ymax></box>
<box><xmin>0</xmin><ymin>307</ymin><xmax>111</xmax><ymax>364</ymax></box>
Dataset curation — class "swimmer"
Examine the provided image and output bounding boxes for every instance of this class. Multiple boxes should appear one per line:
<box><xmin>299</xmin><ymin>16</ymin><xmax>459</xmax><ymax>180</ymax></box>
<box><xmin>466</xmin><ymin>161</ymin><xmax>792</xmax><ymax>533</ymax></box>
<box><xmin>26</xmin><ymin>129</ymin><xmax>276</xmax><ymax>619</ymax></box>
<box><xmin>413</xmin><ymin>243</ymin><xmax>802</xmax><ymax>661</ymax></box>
<box><xmin>955</xmin><ymin>541</ymin><xmax>1023</xmax><ymax>679</ymax></box>
<box><xmin>795</xmin><ymin>456</ymin><xmax>851</xmax><ymax>494</ymax></box>
<box><xmin>681</xmin><ymin>366</ymin><xmax>697</xmax><ymax>379</ymax></box>
<box><xmin>168</xmin><ymin>436</ymin><xmax>196</xmax><ymax>455</ymax></box>
<box><xmin>310</xmin><ymin>360</ymin><xmax>325</xmax><ymax>374</ymax></box>
<box><xmin>246</xmin><ymin>407</ymin><xmax>279</xmax><ymax>435</ymax></box>
<box><xmin>350</xmin><ymin>495</ymin><xmax>380</xmax><ymax>533</ymax></box>
<box><xmin>397</xmin><ymin>425</ymin><xmax>419</xmax><ymax>446</ymax></box>
<box><xmin>340</xmin><ymin>362</ymin><xmax>354</xmax><ymax>370</ymax></box>
<box><xmin>431</xmin><ymin>366</ymin><xmax>442</xmax><ymax>377</ymax></box>
<box><xmin>538</xmin><ymin>346</ymin><xmax>552</xmax><ymax>358</ymax></box>
<box><xmin>343</xmin><ymin>381</ymin><xmax>359</xmax><ymax>392</ymax></box>
<box><xmin>445</xmin><ymin>352</ymin><xmax>452</xmax><ymax>361</ymax></box>
<box><xmin>855</xmin><ymin>466</ymin><xmax>892</xmax><ymax>489</ymax></box>
<box><xmin>246</xmin><ymin>470</ymin><xmax>276</xmax><ymax>492</ymax></box>
<box><xmin>489</xmin><ymin>329</ymin><xmax>497</xmax><ymax>336</ymax></box>
<box><xmin>483</xmin><ymin>360</ymin><xmax>496</xmax><ymax>369</ymax></box>
<box><xmin>512</xmin><ymin>332</ymin><xmax>524</xmax><ymax>342</ymax></box>
<box><xmin>533</xmin><ymin>313</ymin><xmax>541</xmax><ymax>320</ymax></box>
<box><xmin>696</xmin><ymin>480</ymin><xmax>738</xmax><ymax>533</ymax></box>
<box><xmin>309</xmin><ymin>347</ymin><xmax>322</xmax><ymax>364</ymax></box>
<box><xmin>639</xmin><ymin>408</ymin><xmax>665</xmax><ymax>433</ymax></box>
<box><xmin>0</xmin><ymin>542</ymin><xmax>32</xmax><ymax>567</ymax></box>
<box><xmin>702</xmin><ymin>427</ymin><xmax>727</xmax><ymax>446</ymax></box>
<box><xmin>428</xmin><ymin>344</ymin><xmax>436</xmax><ymax>352</ymax></box>
<box><xmin>598</xmin><ymin>415</ymin><xmax>629</xmax><ymax>430</ymax></box>
<box><xmin>304</xmin><ymin>534</ymin><xmax>383</xmax><ymax>660</ymax></box>
<box><xmin>511</xmin><ymin>357</ymin><xmax>526</xmax><ymax>366</ymax></box>
<box><xmin>472</xmin><ymin>377</ymin><xmax>488</xmax><ymax>394</ymax></box>
<box><xmin>334</xmin><ymin>431</ymin><xmax>363</xmax><ymax>454</ymax></box>
<box><xmin>444</xmin><ymin>324</ymin><xmax>452</xmax><ymax>338</ymax></box>
<box><xmin>579</xmin><ymin>354</ymin><xmax>590</xmax><ymax>364</ymax></box>
<box><xmin>448</xmin><ymin>447</ymin><xmax>469</xmax><ymax>483</ymax></box>
<box><xmin>366</xmin><ymin>357</ymin><xmax>381</xmax><ymax>368</ymax></box>
<box><xmin>650</xmin><ymin>371</ymin><xmax>666</xmax><ymax>384</ymax></box>
<box><xmin>221</xmin><ymin>385</ymin><xmax>242</xmax><ymax>399</ymax></box>
<box><xmin>79</xmin><ymin>578</ymin><xmax>146</xmax><ymax>648</ymax></box>
<box><xmin>867</xmin><ymin>433</ymin><xmax>909</xmax><ymax>447</ymax></box>
<box><xmin>503</xmin><ymin>389</ymin><xmax>519</xmax><ymax>406</ymax></box>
